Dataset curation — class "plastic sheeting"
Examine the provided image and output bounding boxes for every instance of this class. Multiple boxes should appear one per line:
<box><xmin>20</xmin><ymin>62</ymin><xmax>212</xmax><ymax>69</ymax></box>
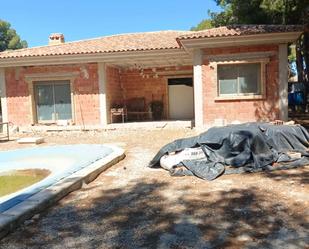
<box><xmin>149</xmin><ymin>123</ymin><xmax>309</xmax><ymax>180</ymax></box>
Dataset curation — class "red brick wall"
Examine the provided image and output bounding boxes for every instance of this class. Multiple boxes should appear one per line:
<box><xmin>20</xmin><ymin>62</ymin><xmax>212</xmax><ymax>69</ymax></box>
<box><xmin>73</xmin><ymin>64</ymin><xmax>100</xmax><ymax>125</ymax></box>
<box><xmin>5</xmin><ymin>62</ymin><xmax>193</xmax><ymax>126</ymax></box>
<box><xmin>106</xmin><ymin>66</ymin><xmax>123</xmax><ymax>108</ymax></box>
<box><xmin>202</xmin><ymin>45</ymin><xmax>279</xmax><ymax>125</ymax></box>
<box><xmin>5</xmin><ymin>63</ymin><xmax>100</xmax><ymax>126</ymax></box>
<box><xmin>119</xmin><ymin>66</ymin><xmax>192</xmax><ymax>118</ymax></box>
<box><xmin>5</xmin><ymin>68</ymin><xmax>31</xmax><ymax>125</ymax></box>
<box><xmin>120</xmin><ymin>70</ymin><xmax>166</xmax><ymax>117</ymax></box>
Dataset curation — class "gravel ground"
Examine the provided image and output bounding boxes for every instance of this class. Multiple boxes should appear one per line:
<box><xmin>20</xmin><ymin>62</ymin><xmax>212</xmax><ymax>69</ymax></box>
<box><xmin>0</xmin><ymin>128</ymin><xmax>308</xmax><ymax>249</ymax></box>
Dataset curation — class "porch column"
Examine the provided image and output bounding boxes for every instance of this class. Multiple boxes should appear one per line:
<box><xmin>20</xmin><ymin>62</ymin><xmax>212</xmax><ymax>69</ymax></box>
<box><xmin>98</xmin><ymin>62</ymin><xmax>109</xmax><ymax>125</ymax></box>
<box><xmin>193</xmin><ymin>49</ymin><xmax>204</xmax><ymax>129</ymax></box>
<box><xmin>278</xmin><ymin>44</ymin><xmax>288</xmax><ymax>121</ymax></box>
<box><xmin>0</xmin><ymin>68</ymin><xmax>8</xmax><ymax>122</ymax></box>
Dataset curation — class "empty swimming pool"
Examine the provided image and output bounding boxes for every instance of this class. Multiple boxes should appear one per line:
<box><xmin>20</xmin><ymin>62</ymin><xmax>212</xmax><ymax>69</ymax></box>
<box><xmin>0</xmin><ymin>144</ymin><xmax>116</xmax><ymax>213</ymax></box>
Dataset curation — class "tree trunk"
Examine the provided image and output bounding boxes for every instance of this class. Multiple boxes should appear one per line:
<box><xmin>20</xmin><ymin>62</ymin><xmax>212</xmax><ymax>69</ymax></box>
<box><xmin>303</xmin><ymin>27</ymin><xmax>309</xmax><ymax>82</ymax></box>
<box><xmin>296</xmin><ymin>36</ymin><xmax>304</xmax><ymax>82</ymax></box>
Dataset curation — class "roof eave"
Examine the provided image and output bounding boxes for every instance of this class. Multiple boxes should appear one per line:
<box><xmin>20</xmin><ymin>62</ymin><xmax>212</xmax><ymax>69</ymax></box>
<box><xmin>178</xmin><ymin>31</ymin><xmax>303</xmax><ymax>50</ymax></box>
<box><xmin>0</xmin><ymin>48</ymin><xmax>190</xmax><ymax>67</ymax></box>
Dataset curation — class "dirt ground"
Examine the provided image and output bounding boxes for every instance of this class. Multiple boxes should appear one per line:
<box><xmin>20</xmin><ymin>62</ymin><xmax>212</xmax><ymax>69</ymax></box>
<box><xmin>0</xmin><ymin>128</ymin><xmax>308</xmax><ymax>249</ymax></box>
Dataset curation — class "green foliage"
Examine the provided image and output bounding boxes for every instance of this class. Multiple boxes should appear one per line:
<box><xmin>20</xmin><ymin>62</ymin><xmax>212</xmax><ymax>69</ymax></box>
<box><xmin>191</xmin><ymin>19</ymin><xmax>213</xmax><ymax>31</ymax></box>
<box><xmin>210</xmin><ymin>0</ymin><xmax>270</xmax><ymax>26</ymax></box>
<box><xmin>193</xmin><ymin>0</ymin><xmax>308</xmax><ymax>31</ymax></box>
<box><xmin>209</xmin><ymin>0</ymin><xmax>308</xmax><ymax>26</ymax></box>
<box><xmin>0</xmin><ymin>19</ymin><xmax>27</xmax><ymax>52</ymax></box>
<box><xmin>260</xmin><ymin>0</ymin><xmax>308</xmax><ymax>25</ymax></box>
<box><xmin>288</xmin><ymin>44</ymin><xmax>296</xmax><ymax>62</ymax></box>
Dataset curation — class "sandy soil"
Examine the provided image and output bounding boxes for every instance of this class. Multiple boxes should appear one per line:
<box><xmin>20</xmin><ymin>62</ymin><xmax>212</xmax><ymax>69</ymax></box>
<box><xmin>0</xmin><ymin>128</ymin><xmax>308</xmax><ymax>249</ymax></box>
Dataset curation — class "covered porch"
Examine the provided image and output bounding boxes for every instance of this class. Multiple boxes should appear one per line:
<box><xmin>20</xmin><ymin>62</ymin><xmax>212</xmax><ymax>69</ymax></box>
<box><xmin>100</xmin><ymin>54</ymin><xmax>195</xmax><ymax>125</ymax></box>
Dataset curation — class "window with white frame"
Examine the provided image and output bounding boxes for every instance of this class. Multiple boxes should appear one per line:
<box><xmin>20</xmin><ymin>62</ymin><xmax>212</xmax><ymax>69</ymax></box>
<box><xmin>217</xmin><ymin>63</ymin><xmax>262</xmax><ymax>96</ymax></box>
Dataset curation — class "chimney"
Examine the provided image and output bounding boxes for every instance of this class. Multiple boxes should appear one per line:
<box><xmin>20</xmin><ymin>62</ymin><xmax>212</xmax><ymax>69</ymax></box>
<box><xmin>48</xmin><ymin>33</ymin><xmax>65</xmax><ymax>45</ymax></box>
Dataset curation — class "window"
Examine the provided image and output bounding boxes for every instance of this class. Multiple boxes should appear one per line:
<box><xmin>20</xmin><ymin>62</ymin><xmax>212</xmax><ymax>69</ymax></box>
<box><xmin>35</xmin><ymin>81</ymin><xmax>72</xmax><ymax>122</ymax></box>
<box><xmin>218</xmin><ymin>63</ymin><xmax>262</xmax><ymax>97</ymax></box>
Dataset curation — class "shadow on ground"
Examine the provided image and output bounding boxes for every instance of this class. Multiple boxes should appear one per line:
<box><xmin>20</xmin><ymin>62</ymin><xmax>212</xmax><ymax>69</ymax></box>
<box><xmin>263</xmin><ymin>167</ymin><xmax>309</xmax><ymax>185</ymax></box>
<box><xmin>0</xmin><ymin>177</ymin><xmax>308</xmax><ymax>249</ymax></box>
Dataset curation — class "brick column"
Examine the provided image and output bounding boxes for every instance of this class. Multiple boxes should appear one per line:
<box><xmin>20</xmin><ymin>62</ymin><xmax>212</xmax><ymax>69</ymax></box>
<box><xmin>0</xmin><ymin>68</ymin><xmax>8</xmax><ymax>122</ymax></box>
<box><xmin>98</xmin><ymin>62</ymin><xmax>109</xmax><ymax>125</ymax></box>
<box><xmin>193</xmin><ymin>49</ymin><xmax>204</xmax><ymax>129</ymax></box>
<box><xmin>278</xmin><ymin>44</ymin><xmax>288</xmax><ymax>121</ymax></box>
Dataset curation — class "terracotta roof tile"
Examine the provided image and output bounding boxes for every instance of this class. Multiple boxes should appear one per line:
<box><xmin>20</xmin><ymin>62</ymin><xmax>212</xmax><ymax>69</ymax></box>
<box><xmin>0</xmin><ymin>25</ymin><xmax>303</xmax><ymax>59</ymax></box>
<box><xmin>0</xmin><ymin>31</ymin><xmax>190</xmax><ymax>59</ymax></box>
<box><xmin>177</xmin><ymin>25</ymin><xmax>304</xmax><ymax>40</ymax></box>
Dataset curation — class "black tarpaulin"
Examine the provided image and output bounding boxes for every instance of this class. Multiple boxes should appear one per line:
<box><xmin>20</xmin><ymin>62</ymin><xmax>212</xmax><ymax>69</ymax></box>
<box><xmin>148</xmin><ymin>123</ymin><xmax>309</xmax><ymax>180</ymax></box>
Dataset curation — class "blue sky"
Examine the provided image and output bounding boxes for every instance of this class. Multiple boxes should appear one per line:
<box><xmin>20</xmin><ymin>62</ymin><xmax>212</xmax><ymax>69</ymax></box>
<box><xmin>1</xmin><ymin>0</ymin><xmax>221</xmax><ymax>47</ymax></box>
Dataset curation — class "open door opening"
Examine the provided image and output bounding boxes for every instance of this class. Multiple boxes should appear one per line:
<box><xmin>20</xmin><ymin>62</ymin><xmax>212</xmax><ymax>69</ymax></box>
<box><xmin>168</xmin><ymin>77</ymin><xmax>194</xmax><ymax>120</ymax></box>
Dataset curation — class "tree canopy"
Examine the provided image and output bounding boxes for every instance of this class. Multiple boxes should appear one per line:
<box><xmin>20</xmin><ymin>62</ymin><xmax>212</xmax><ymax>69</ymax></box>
<box><xmin>191</xmin><ymin>18</ymin><xmax>213</xmax><ymax>31</ymax></box>
<box><xmin>0</xmin><ymin>19</ymin><xmax>27</xmax><ymax>52</ymax></box>
<box><xmin>192</xmin><ymin>0</ymin><xmax>308</xmax><ymax>30</ymax></box>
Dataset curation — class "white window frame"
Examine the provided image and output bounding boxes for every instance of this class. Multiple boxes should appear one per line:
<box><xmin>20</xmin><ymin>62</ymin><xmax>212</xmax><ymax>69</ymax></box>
<box><xmin>213</xmin><ymin>58</ymin><xmax>269</xmax><ymax>101</ymax></box>
<box><xmin>34</xmin><ymin>80</ymin><xmax>73</xmax><ymax>124</ymax></box>
<box><xmin>25</xmin><ymin>72</ymin><xmax>78</xmax><ymax>125</ymax></box>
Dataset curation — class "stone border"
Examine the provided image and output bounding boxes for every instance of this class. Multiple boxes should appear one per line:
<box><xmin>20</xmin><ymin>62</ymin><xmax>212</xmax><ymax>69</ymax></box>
<box><xmin>0</xmin><ymin>144</ymin><xmax>125</xmax><ymax>239</ymax></box>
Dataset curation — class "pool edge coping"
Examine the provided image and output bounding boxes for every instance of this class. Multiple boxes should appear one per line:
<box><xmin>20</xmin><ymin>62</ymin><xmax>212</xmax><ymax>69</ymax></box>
<box><xmin>0</xmin><ymin>144</ymin><xmax>125</xmax><ymax>240</ymax></box>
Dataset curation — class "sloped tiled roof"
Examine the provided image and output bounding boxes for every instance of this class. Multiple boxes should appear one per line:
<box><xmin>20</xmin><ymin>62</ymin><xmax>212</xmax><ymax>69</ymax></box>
<box><xmin>0</xmin><ymin>31</ymin><xmax>190</xmax><ymax>59</ymax></box>
<box><xmin>177</xmin><ymin>25</ymin><xmax>304</xmax><ymax>40</ymax></box>
<box><xmin>0</xmin><ymin>25</ymin><xmax>303</xmax><ymax>59</ymax></box>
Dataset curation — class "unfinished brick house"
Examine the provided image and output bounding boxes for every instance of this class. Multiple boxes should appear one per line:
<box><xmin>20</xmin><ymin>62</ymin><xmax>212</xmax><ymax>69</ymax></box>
<box><xmin>0</xmin><ymin>25</ymin><xmax>303</xmax><ymax>129</ymax></box>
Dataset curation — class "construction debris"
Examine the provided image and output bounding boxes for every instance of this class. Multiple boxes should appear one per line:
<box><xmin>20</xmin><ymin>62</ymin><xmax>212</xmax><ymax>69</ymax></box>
<box><xmin>17</xmin><ymin>137</ymin><xmax>44</xmax><ymax>144</ymax></box>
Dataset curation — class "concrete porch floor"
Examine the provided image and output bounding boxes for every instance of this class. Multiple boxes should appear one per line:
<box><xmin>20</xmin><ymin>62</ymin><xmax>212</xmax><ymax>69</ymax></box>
<box><xmin>107</xmin><ymin>120</ymin><xmax>194</xmax><ymax>130</ymax></box>
<box><xmin>18</xmin><ymin>120</ymin><xmax>194</xmax><ymax>133</ymax></box>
